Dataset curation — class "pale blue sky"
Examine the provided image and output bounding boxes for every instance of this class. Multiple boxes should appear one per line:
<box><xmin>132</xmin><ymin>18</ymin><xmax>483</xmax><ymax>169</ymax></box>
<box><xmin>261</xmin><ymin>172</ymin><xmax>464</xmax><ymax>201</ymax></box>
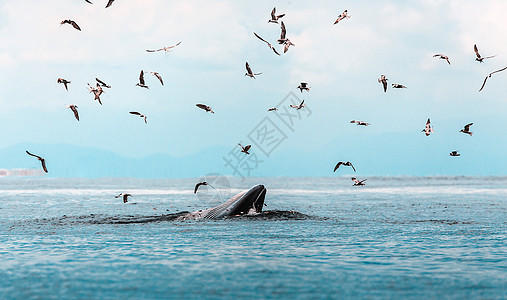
<box><xmin>1</xmin><ymin>0</ymin><xmax>506</xmax><ymax>177</ymax></box>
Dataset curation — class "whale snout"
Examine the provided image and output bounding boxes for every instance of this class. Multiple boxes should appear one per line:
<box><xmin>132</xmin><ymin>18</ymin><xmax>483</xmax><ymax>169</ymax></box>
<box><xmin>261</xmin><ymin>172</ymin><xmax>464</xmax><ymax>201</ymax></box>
<box><xmin>250</xmin><ymin>184</ymin><xmax>266</xmax><ymax>213</ymax></box>
<box><xmin>230</xmin><ymin>184</ymin><xmax>267</xmax><ymax>215</ymax></box>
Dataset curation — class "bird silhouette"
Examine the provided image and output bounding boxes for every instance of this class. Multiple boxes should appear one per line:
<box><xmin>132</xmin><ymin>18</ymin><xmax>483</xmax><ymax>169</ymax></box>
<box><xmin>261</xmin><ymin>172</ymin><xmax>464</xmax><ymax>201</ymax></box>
<box><xmin>150</xmin><ymin>71</ymin><xmax>164</xmax><ymax>85</ymax></box>
<box><xmin>351</xmin><ymin>177</ymin><xmax>367</xmax><ymax>186</ymax></box>
<box><xmin>196</xmin><ymin>104</ymin><xmax>214</xmax><ymax>113</ymax></box>
<box><xmin>253</xmin><ymin>32</ymin><xmax>280</xmax><ymax>56</ymax></box>
<box><xmin>378</xmin><ymin>75</ymin><xmax>388</xmax><ymax>92</ymax></box>
<box><xmin>479</xmin><ymin>66</ymin><xmax>507</xmax><ymax>92</ymax></box>
<box><xmin>334</xmin><ymin>10</ymin><xmax>351</xmax><ymax>24</ymax></box>
<box><xmin>245</xmin><ymin>62</ymin><xmax>262</xmax><ymax>78</ymax></box>
<box><xmin>57</xmin><ymin>78</ymin><xmax>71</xmax><ymax>91</ymax></box>
<box><xmin>460</xmin><ymin>123</ymin><xmax>473</xmax><ymax>136</ymax></box>
<box><xmin>238</xmin><ymin>143</ymin><xmax>251</xmax><ymax>155</ymax></box>
<box><xmin>115</xmin><ymin>193</ymin><xmax>132</xmax><ymax>203</ymax></box>
<box><xmin>474</xmin><ymin>44</ymin><xmax>495</xmax><ymax>63</ymax></box>
<box><xmin>26</xmin><ymin>151</ymin><xmax>48</xmax><ymax>173</ymax></box>
<box><xmin>268</xmin><ymin>7</ymin><xmax>285</xmax><ymax>23</ymax></box>
<box><xmin>297</xmin><ymin>82</ymin><xmax>310</xmax><ymax>92</ymax></box>
<box><xmin>60</xmin><ymin>20</ymin><xmax>81</xmax><ymax>31</ymax></box>
<box><xmin>136</xmin><ymin>70</ymin><xmax>149</xmax><ymax>88</ymax></box>
<box><xmin>66</xmin><ymin>104</ymin><xmax>79</xmax><ymax>121</ymax></box>
<box><xmin>433</xmin><ymin>54</ymin><xmax>450</xmax><ymax>64</ymax></box>
<box><xmin>129</xmin><ymin>111</ymin><xmax>147</xmax><ymax>124</ymax></box>
<box><xmin>194</xmin><ymin>182</ymin><xmax>214</xmax><ymax>194</ymax></box>
<box><xmin>334</xmin><ymin>161</ymin><xmax>356</xmax><ymax>172</ymax></box>
<box><xmin>289</xmin><ymin>99</ymin><xmax>305</xmax><ymax>110</ymax></box>
<box><xmin>146</xmin><ymin>42</ymin><xmax>181</xmax><ymax>53</ymax></box>
<box><xmin>105</xmin><ymin>0</ymin><xmax>115</xmax><ymax>8</ymax></box>
<box><xmin>422</xmin><ymin>118</ymin><xmax>434</xmax><ymax>136</ymax></box>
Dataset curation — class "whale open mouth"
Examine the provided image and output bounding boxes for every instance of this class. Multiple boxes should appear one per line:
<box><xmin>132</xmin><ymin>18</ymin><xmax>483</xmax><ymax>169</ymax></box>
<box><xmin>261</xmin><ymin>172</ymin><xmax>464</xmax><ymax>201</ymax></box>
<box><xmin>253</xmin><ymin>185</ymin><xmax>267</xmax><ymax>213</ymax></box>
<box><xmin>180</xmin><ymin>184</ymin><xmax>267</xmax><ymax>220</ymax></box>
<box><xmin>235</xmin><ymin>184</ymin><xmax>266</xmax><ymax>215</ymax></box>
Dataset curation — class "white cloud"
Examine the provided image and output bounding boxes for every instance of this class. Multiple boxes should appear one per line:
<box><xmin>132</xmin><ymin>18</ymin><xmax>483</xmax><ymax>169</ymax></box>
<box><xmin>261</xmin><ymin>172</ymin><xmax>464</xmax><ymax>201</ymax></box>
<box><xmin>1</xmin><ymin>0</ymin><xmax>507</xmax><ymax>161</ymax></box>
<box><xmin>0</xmin><ymin>52</ymin><xmax>15</xmax><ymax>67</ymax></box>
<box><xmin>0</xmin><ymin>0</ymin><xmax>250</xmax><ymax>66</ymax></box>
<box><xmin>449</xmin><ymin>1</ymin><xmax>507</xmax><ymax>59</ymax></box>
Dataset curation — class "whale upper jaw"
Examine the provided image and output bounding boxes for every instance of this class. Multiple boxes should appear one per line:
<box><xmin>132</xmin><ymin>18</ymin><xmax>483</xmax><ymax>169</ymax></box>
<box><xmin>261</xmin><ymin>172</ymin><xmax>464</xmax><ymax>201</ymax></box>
<box><xmin>180</xmin><ymin>184</ymin><xmax>267</xmax><ymax>220</ymax></box>
<box><xmin>231</xmin><ymin>184</ymin><xmax>266</xmax><ymax>215</ymax></box>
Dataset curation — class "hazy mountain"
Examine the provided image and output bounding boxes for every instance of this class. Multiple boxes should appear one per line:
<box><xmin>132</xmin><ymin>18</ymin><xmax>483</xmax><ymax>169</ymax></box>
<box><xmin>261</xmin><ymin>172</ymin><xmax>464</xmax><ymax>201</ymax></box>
<box><xmin>0</xmin><ymin>131</ymin><xmax>505</xmax><ymax>178</ymax></box>
<box><xmin>0</xmin><ymin>143</ymin><xmax>226</xmax><ymax>178</ymax></box>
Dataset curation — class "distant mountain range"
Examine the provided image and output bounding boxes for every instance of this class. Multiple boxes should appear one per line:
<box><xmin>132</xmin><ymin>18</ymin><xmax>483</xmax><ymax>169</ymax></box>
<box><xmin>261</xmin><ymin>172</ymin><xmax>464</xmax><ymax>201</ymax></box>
<box><xmin>0</xmin><ymin>132</ymin><xmax>505</xmax><ymax>178</ymax></box>
<box><xmin>0</xmin><ymin>143</ymin><xmax>229</xmax><ymax>178</ymax></box>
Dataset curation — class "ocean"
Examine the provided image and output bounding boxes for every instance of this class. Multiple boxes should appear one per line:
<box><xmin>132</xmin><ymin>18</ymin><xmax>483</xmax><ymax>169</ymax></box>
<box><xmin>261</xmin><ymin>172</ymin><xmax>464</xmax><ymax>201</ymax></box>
<box><xmin>0</xmin><ymin>176</ymin><xmax>505</xmax><ymax>299</ymax></box>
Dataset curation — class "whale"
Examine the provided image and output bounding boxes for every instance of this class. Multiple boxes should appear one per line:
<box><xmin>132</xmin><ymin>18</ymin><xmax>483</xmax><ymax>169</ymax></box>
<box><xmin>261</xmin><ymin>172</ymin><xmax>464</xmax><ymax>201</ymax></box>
<box><xmin>46</xmin><ymin>184</ymin><xmax>309</xmax><ymax>225</ymax></box>
<box><xmin>178</xmin><ymin>184</ymin><xmax>266</xmax><ymax>220</ymax></box>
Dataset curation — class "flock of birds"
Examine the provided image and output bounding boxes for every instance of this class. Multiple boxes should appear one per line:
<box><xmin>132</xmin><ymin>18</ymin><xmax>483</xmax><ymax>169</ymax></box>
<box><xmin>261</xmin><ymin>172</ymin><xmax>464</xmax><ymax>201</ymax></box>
<box><xmin>22</xmin><ymin>4</ymin><xmax>507</xmax><ymax>203</ymax></box>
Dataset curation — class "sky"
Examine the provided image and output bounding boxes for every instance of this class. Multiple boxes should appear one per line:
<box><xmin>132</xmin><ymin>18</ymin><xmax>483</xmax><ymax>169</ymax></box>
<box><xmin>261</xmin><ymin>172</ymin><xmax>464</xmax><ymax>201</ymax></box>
<box><xmin>1</xmin><ymin>0</ymin><xmax>507</xmax><ymax>177</ymax></box>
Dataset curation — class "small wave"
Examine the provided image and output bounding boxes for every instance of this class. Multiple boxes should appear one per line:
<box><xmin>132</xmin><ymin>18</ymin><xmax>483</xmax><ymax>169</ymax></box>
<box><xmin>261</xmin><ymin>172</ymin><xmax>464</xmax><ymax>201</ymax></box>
<box><xmin>382</xmin><ymin>219</ymin><xmax>475</xmax><ymax>225</ymax></box>
<box><xmin>92</xmin><ymin>212</ymin><xmax>190</xmax><ymax>224</ymax></box>
<box><xmin>412</xmin><ymin>219</ymin><xmax>474</xmax><ymax>225</ymax></box>
<box><xmin>29</xmin><ymin>212</ymin><xmax>189</xmax><ymax>226</ymax></box>
<box><xmin>226</xmin><ymin>210</ymin><xmax>313</xmax><ymax>220</ymax></box>
<box><xmin>28</xmin><ymin>210</ymin><xmax>313</xmax><ymax>226</ymax></box>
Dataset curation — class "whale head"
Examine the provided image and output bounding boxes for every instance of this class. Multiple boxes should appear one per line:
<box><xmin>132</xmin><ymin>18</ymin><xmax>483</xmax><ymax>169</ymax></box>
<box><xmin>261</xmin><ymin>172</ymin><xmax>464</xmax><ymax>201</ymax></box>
<box><xmin>181</xmin><ymin>184</ymin><xmax>267</xmax><ymax>220</ymax></box>
<box><xmin>227</xmin><ymin>184</ymin><xmax>266</xmax><ymax>215</ymax></box>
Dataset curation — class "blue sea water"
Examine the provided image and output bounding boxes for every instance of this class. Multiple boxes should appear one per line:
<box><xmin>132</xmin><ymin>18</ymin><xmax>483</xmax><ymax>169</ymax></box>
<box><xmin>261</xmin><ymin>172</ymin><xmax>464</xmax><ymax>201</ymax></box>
<box><xmin>0</xmin><ymin>176</ymin><xmax>505</xmax><ymax>299</ymax></box>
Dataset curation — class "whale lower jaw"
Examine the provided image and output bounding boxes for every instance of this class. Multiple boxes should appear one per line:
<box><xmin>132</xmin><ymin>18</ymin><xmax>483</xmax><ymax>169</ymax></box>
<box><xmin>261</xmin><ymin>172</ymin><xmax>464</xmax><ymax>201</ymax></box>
<box><xmin>180</xmin><ymin>207</ymin><xmax>260</xmax><ymax>220</ymax></box>
<box><xmin>178</xmin><ymin>185</ymin><xmax>266</xmax><ymax>220</ymax></box>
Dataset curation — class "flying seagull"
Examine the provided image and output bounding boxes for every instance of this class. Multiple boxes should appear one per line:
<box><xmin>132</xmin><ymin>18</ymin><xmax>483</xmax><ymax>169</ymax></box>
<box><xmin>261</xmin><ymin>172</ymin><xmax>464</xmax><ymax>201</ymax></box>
<box><xmin>105</xmin><ymin>0</ymin><xmax>115</xmax><ymax>8</ymax></box>
<box><xmin>136</xmin><ymin>70</ymin><xmax>149</xmax><ymax>89</ymax></box>
<box><xmin>85</xmin><ymin>0</ymin><xmax>93</xmax><ymax>3</ymax></box>
<box><xmin>392</xmin><ymin>83</ymin><xmax>407</xmax><ymax>89</ymax></box>
<box><xmin>238</xmin><ymin>143</ymin><xmax>251</xmax><ymax>155</ymax></box>
<box><xmin>26</xmin><ymin>151</ymin><xmax>48</xmax><ymax>173</ymax></box>
<box><xmin>479</xmin><ymin>66</ymin><xmax>507</xmax><ymax>92</ymax></box>
<box><xmin>422</xmin><ymin>118</ymin><xmax>434</xmax><ymax>136</ymax></box>
<box><xmin>277</xmin><ymin>21</ymin><xmax>288</xmax><ymax>44</ymax></box>
<box><xmin>378</xmin><ymin>75</ymin><xmax>388</xmax><ymax>92</ymax></box>
<box><xmin>460</xmin><ymin>123</ymin><xmax>473</xmax><ymax>136</ymax></box>
<box><xmin>268</xmin><ymin>107</ymin><xmax>278</xmax><ymax>112</ymax></box>
<box><xmin>87</xmin><ymin>83</ymin><xmax>103</xmax><ymax>105</ymax></box>
<box><xmin>474</xmin><ymin>44</ymin><xmax>496</xmax><ymax>63</ymax></box>
<box><xmin>150</xmin><ymin>71</ymin><xmax>164</xmax><ymax>85</ymax></box>
<box><xmin>350</xmin><ymin>120</ymin><xmax>370</xmax><ymax>126</ymax></box>
<box><xmin>66</xmin><ymin>104</ymin><xmax>79</xmax><ymax>121</ymax></box>
<box><xmin>95</xmin><ymin>78</ymin><xmax>111</xmax><ymax>88</ymax></box>
<box><xmin>194</xmin><ymin>181</ymin><xmax>214</xmax><ymax>194</ymax></box>
<box><xmin>57</xmin><ymin>78</ymin><xmax>71</xmax><ymax>91</ymax></box>
<box><xmin>433</xmin><ymin>54</ymin><xmax>450</xmax><ymax>64</ymax></box>
<box><xmin>129</xmin><ymin>111</ymin><xmax>147</xmax><ymax>124</ymax></box>
<box><xmin>283</xmin><ymin>39</ymin><xmax>295</xmax><ymax>53</ymax></box>
<box><xmin>196</xmin><ymin>104</ymin><xmax>214</xmax><ymax>113</ymax></box>
<box><xmin>245</xmin><ymin>62</ymin><xmax>262</xmax><ymax>78</ymax></box>
<box><xmin>333</xmin><ymin>10</ymin><xmax>351</xmax><ymax>24</ymax></box>
<box><xmin>268</xmin><ymin>7</ymin><xmax>285</xmax><ymax>23</ymax></box>
<box><xmin>60</xmin><ymin>19</ymin><xmax>81</xmax><ymax>31</ymax></box>
<box><xmin>450</xmin><ymin>151</ymin><xmax>460</xmax><ymax>157</ymax></box>
<box><xmin>146</xmin><ymin>41</ymin><xmax>181</xmax><ymax>53</ymax></box>
<box><xmin>115</xmin><ymin>193</ymin><xmax>132</xmax><ymax>203</ymax></box>
<box><xmin>276</xmin><ymin>21</ymin><xmax>295</xmax><ymax>52</ymax></box>
<box><xmin>297</xmin><ymin>82</ymin><xmax>310</xmax><ymax>92</ymax></box>
<box><xmin>253</xmin><ymin>32</ymin><xmax>280</xmax><ymax>56</ymax></box>
<box><xmin>289</xmin><ymin>99</ymin><xmax>305</xmax><ymax>110</ymax></box>
<box><xmin>351</xmin><ymin>177</ymin><xmax>367</xmax><ymax>186</ymax></box>
<box><xmin>334</xmin><ymin>161</ymin><xmax>356</xmax><ymax>172</ymax></box>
